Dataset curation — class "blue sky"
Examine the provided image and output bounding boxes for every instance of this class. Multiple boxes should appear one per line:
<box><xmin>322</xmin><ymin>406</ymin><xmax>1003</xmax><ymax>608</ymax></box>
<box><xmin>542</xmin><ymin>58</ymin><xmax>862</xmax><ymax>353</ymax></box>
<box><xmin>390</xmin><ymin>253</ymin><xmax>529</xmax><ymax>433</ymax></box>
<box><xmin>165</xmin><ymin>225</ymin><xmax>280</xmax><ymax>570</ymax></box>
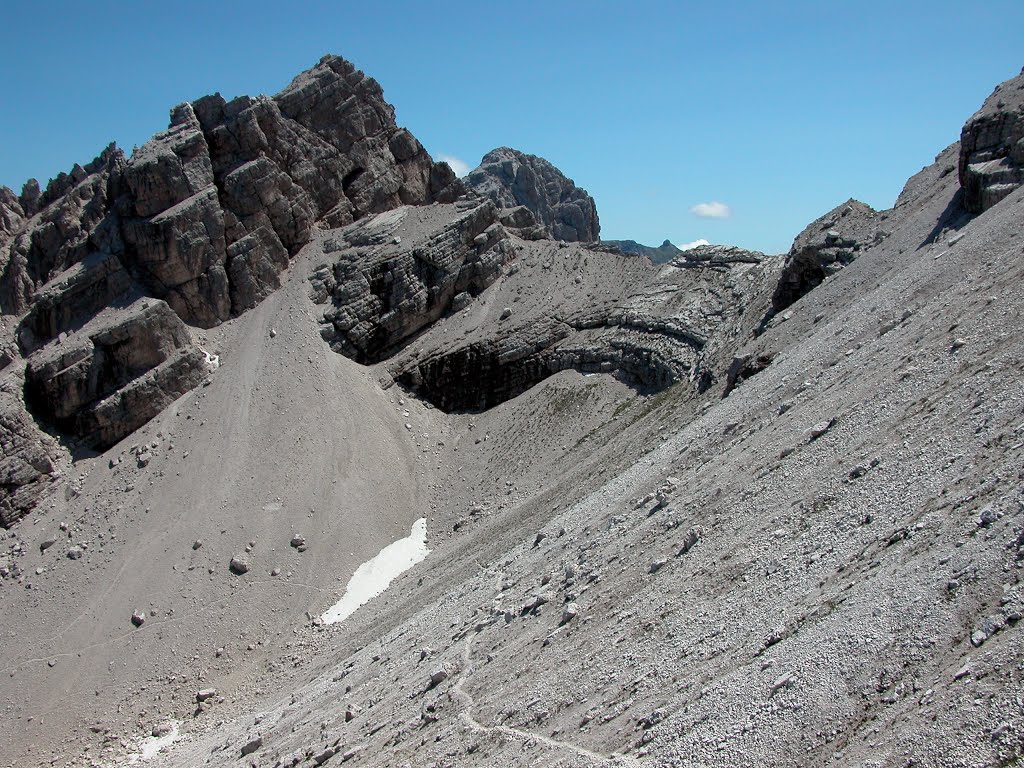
<box><xmin>2</xmin><ymin>1</ymin><xmax>1021</xmax><ymax>253</ymax></box>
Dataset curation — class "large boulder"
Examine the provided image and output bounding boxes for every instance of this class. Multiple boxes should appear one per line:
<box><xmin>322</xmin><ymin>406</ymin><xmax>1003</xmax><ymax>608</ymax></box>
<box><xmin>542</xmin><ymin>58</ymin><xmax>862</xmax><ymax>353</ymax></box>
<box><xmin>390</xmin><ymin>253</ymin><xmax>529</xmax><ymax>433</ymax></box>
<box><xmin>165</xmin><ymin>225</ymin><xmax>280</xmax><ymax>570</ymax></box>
<box><xmin>959</xmin><ymin>68</ymin><xmax>1024</xmax><ymax>214</ymax></box>
<box><xmin>465</xmin><ymin>147</ymin><xmax>600</xmax><ymax>242</ymax></box>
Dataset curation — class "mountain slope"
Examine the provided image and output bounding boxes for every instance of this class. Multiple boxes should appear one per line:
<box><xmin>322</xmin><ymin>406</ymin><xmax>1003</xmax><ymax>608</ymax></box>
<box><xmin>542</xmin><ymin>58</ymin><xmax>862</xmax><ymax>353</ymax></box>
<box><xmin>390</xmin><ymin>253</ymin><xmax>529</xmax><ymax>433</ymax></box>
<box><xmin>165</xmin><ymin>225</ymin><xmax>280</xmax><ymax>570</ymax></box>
<box><xmin>1</xmin><ymin>63</ymin><xmax>1023</xmax><ymax>768</ymax></box>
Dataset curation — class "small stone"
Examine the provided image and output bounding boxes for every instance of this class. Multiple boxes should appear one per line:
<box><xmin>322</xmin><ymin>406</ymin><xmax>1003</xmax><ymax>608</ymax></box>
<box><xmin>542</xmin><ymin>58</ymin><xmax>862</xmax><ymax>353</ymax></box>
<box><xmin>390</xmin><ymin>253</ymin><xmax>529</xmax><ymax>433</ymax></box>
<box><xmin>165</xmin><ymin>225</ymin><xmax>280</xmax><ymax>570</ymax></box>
<box><xmin>807</xmin><ymin>418</ymin><xmax>835</xmax><ymax>440</ymax></box>
<box><xmin>769</xmin><ymin>673</ymin><xmax>796</xmax><ymax>697</ymax></box>
<box><xmin>978</xmin><ymin>506</ymin><xmax>999</xmax><ymax>528</ymax></box>
<box><xmin>269</xmin><ymin>328</ymin><xmax>277</xmax><ymax>338</ymax></box>
<box><xmin>151</xmin><ymin>722</ymin><xmax>174</xmax><ymax>738</ymax></box>
<box><xmin>240</xmin><ymin>735</ymin><xmax>263</xmax><ymax>757</ymax></box>
<box><xmin>271</xmin><ymin>567</ymin><xmax>281</xmax><ymax>577</ymax></box>
<box><xmin>649</xmin><ymin>559</ymin><xmax>667</xmax><ymax>574</ymax></box>
<box><xmin>192</xmin><ymin>540</ymin><xmax>203</xmax><ymax>550</ymax></box>
<box><xmin>290</xmin><ymin>535</ymin><xmax>306</xmax><ymax>549</ymax></box>
<box><xmin>229</xmin><ymin>556</ymin><xmax>250</xmax><ymax>575</ymax></box>
<box><xmin>429</xmin><ymin>666</ymin><xmax>450</xmax><ymax>686</ymax></box>
<box><xmin>131</xmin><ymin>610</ymin><xmax>146</xmax><ymax>628</ymax></box>
<box><xmin>39</xmin><ymin>538</ymin><xmax>57</xmax><ymax>553</ymax></box>
<box><xmin>678</xmin><ymin>527</ymin><xmax>700</xmax><ymax>556</ymax></box>
<box><xmin>951</xmin><ymin>338</ymin><xmax>966</xmax><ymax>351</ymax></box>
<box><xmin>67</xmin><ymin>546</ymin><xmax>83</xmax><ymax>560</ymax></box>
<box><xmin>196</xmin><ymin>688</ymin><xmax>217</xmax><ymax>702</ymax></box>
<box><xmin>313</xmin><ymin>747</ymin><xmax>337</xmax><ymax>766</ymax></box>
<box><xmin>560</xmin><ymin>602</ymin><xmax>579</xmax><ymax>625</ymax></box>
<box><xmin>500</xmin><ymin>307</ymin><xmax>513</xmax><ymax>320</ymax></box>
<box><xmin>521</xmin><ymin>592</ymin><xmax>551</xmax><ymax>614</ymax></box>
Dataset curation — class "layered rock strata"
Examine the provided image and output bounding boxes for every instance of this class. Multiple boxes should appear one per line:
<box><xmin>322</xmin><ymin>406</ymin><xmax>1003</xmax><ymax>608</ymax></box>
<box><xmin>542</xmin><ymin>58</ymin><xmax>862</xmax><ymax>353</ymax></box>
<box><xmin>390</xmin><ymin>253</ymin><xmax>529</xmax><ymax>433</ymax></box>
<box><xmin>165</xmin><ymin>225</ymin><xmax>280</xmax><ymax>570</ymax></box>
<box><xmin>315</xmin><ymin>201</ymin><xmax>516</xmax><ymax>362</ymax></box>
<box><xmin>23</xmin><ymin>298</ymin><xmax>210</xmax><ymax>449</ymax></box>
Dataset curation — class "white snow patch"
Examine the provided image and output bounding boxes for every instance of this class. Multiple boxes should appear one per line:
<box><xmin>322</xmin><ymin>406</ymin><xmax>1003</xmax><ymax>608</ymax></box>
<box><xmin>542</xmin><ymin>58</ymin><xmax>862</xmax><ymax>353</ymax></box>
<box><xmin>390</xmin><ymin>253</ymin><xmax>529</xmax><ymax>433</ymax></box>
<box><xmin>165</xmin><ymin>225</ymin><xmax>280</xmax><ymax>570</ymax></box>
<box><xmin>321</xmin><ymin>518</ymin><xmax>429</xmax><ymax>625</ymax></box>
<box><xmin>130</xmin><ymin>721</ymin><xmax>180</xmax><ymax>763</ymax></box>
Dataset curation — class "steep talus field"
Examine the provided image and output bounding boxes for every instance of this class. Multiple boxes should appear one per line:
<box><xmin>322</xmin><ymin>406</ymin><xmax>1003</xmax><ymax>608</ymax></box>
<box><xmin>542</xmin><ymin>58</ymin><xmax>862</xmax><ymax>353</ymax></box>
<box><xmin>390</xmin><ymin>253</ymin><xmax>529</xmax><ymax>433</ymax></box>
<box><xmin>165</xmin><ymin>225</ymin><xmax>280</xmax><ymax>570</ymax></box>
<box><xmin>146</xmin><ymin>123</ymin><xmax>1024</xmax><ymax>768</ymax></box>
<box><xmin>0</xmin><ymin>60</ymin><xmax>1023</xmax><ymax>768</ymax></box>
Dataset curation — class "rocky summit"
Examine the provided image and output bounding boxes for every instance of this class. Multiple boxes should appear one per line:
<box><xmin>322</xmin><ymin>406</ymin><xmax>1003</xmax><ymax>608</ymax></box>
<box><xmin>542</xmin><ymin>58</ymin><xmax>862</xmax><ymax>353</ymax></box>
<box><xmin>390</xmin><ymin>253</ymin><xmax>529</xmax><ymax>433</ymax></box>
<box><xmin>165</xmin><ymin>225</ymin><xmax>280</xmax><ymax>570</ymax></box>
<box><xmin>1</xmin><ymin>56</ymin><xmax>1024</xmax><ymax>768</ymax></box>
<box><xmin>464</xmin><ymin>147</ymin><xmax>601</xmax><ymax>242</ymax></box>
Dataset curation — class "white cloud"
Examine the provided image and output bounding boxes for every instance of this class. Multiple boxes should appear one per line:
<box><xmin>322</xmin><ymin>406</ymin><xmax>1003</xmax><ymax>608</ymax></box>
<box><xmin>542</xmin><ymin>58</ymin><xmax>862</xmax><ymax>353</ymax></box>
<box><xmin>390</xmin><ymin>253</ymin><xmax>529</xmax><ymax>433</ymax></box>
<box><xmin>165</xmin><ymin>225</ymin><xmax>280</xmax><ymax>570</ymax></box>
<box><xmin>689</xmin><ymin>201</ymin><xmax>731</xmax><ymax>219</ymax></box>
<box><xmin>438</xmin><ymin>154</ymin><xmax>471</xmax><ymax>178</ymax></box>
<box><xmin>677</xmin><ymin>238</ymin><xmax>710</xmax><ymax>251</ymax></box>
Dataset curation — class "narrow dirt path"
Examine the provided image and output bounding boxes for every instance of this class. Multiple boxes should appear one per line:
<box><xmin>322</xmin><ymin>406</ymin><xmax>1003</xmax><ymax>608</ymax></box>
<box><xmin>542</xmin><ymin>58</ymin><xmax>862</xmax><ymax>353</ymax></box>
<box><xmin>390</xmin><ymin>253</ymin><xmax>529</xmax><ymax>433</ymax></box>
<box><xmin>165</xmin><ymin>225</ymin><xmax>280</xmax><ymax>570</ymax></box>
<box><xmin>452</xmin><ymin>633</ymin><xmax>643</xmax><ymax>766</ymax></box>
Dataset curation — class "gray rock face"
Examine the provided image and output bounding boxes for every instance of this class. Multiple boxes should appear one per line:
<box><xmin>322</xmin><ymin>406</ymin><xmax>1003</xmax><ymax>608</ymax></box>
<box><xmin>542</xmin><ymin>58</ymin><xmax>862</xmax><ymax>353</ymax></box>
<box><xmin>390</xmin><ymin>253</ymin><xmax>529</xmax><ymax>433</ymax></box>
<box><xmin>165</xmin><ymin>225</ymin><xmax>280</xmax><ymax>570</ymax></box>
<box><xmin>0</xmin><ymin>382</ymin><xmax>63</xmax><ymax>528</ymax></box>
<box><xmin>603</xmin><ymin>238</ymin><xmax>682</xmax><ymax>264</ymax></box>
<box><xmin>316</xmin><ymin>202</ymin><xmax>515</xmax><ymax>362</ymax></box>
<box><xmin>959</xmin><ymin>69</ymin><xmax>1024</xmax><ymax>214</ymax></box>
<box><xmin>18</xmin><ymin>251</ymin><xmax>133</xmax><ymax>355</ymax></box>
<box><xmin>465</xmin><ymin>148</ymin><xmax>600</xmax><ymax>242</ymax></box>
<box><xmin>23</xmin><ymin>298</ymin><xmax>209</xmax><ymax>449</ymax></box>
<box><xmin>772</xmin><ymin>199</ymin><xmax>884</xmax><ymax>312</ymax></box>
<box><xmin>1</xmin><ymin>54</ymin><xmax>462</xmax><ymax>330</ymax></box>
<box><xmin>0</xmin><ymin>145</ymin><xmax>125</xmax><ymax>317</ymax></box>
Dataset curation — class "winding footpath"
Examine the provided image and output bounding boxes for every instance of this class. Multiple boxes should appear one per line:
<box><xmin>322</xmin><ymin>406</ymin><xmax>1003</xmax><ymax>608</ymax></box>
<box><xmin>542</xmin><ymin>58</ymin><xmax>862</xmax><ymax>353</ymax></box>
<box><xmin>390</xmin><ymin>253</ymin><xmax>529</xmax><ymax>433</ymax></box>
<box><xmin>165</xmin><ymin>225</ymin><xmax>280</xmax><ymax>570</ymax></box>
<box><xmin>451</xmin><ymin>633</ymin><xmax>643</xmax><ymax>766</ymax></box>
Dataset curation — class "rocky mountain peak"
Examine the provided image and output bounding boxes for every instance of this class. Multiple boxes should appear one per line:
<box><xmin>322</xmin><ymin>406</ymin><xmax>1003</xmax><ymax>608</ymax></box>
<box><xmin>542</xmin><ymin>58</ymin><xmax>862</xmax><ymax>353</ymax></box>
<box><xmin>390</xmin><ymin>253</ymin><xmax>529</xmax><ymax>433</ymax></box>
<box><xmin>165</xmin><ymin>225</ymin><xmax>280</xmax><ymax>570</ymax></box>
<box><xmin>0</xmin><ymin>54</ymin><xmax>468</xmax><ymax>526</ymax></box>
<box><xmin>465</xmin><ymin>146</ymin><xmax>600</xmax><ymax>241</ymax></box>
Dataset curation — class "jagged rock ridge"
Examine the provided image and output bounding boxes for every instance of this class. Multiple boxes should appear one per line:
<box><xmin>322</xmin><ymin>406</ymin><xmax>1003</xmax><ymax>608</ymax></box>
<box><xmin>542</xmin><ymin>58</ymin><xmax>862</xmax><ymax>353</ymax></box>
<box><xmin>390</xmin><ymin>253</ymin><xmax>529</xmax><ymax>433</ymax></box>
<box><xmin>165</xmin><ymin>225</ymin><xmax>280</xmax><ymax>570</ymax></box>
<box><xmin>0</xmin><ymin>54</ymin><xmax>463</xmax><ymax>525</ymax></box>
<box><xmin>602</xmin><ymin>238</ymin><xmax>682</xmax><ymax>264</ymax></box>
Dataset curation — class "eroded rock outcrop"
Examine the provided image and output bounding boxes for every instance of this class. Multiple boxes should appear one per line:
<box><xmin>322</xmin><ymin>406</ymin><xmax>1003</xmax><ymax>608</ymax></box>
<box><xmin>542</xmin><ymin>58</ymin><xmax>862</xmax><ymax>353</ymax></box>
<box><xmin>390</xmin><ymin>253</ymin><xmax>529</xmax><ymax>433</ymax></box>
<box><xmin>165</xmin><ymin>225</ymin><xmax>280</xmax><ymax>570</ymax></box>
<box><xmin>960</xmin><ymin>69</ymin><xmax>1024</xmax><ymax>214</ymax></box>
<box><xmin>24</xmin><ymin>298</ymin><xmax>209</xmax><ymax>449</ymax></box>
<box><xmin>0</xmin><ymin>145</ymin><xmax>125</xmax><ymax>317</ymax></box>
<box><xmin>361</xmin><ymin>216</ymin><xmax>778</xmax><ymax>411</ymax></box>
<box><xmin>315</xmin><ymin>201</ymin><xmax>515</xmax><ymax>362</ymax></box>
<box><xmin>465</xmin><ymin>148</ymin><xmax>600</xmax><ymax>242</ymax></box>
<box><xmin>772</xmin><ymin>199</ymin><xmax>884</xmax><ymax>312</ymax></box>
<box><xmin>0</xmin><ymin>381</ymin><xmax>63</xmax><ymax>528</ymax></box>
